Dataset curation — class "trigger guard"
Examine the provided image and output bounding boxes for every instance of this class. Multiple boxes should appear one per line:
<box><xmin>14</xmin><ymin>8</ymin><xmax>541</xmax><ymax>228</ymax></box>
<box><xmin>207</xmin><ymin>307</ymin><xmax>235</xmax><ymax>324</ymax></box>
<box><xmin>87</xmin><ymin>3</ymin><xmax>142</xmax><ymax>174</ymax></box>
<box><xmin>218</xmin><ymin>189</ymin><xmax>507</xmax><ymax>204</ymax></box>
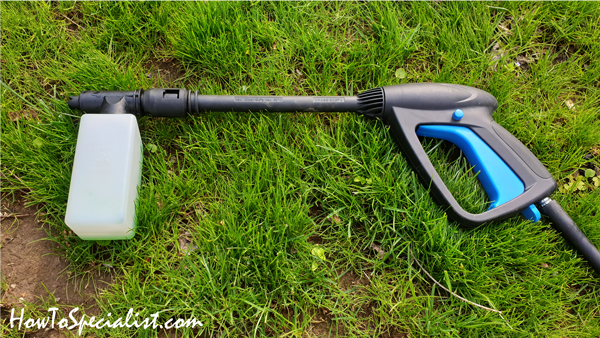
<box><xmin>416</xmin><ymin>125</ymin><xmax>524</xmax><ymax>210</ymax></box>
<box><xmin>385</xmin><ymin>102</ymin><xmax>556</xmax><ymax>227</ymax></box>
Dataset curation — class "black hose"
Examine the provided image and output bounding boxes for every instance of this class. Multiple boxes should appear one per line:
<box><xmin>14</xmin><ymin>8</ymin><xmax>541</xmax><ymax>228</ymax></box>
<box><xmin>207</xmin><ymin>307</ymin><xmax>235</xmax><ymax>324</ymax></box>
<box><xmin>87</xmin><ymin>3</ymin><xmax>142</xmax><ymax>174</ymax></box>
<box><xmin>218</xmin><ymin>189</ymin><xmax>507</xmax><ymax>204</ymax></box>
<box><xmin>540</xmin><ymin>198</ymin><xmax>600</xmax><ymax>274</ymax></box>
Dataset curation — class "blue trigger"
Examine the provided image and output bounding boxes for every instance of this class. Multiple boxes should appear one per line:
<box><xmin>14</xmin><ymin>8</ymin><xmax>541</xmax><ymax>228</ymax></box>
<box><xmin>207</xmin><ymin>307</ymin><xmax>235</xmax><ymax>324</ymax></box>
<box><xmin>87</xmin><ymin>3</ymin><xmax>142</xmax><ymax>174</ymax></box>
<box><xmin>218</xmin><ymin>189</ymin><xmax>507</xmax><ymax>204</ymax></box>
<box><xmin>416</xmin><ymin>125</ymin><xmax>540</xmax><ymax>222</ymax></box>
<box><xmin>521</xmin><ymin>204</ymin><xmax>541</xmax><ymax>222</ymax></box>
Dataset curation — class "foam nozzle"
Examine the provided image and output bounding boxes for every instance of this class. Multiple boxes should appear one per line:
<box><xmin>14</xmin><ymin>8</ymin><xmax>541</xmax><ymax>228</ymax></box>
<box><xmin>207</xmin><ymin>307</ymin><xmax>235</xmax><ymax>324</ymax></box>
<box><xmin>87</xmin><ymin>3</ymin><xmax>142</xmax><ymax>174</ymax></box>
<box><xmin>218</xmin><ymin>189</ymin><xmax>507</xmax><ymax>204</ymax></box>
<box><xmin>66</xmin><ymin>90</ymin><xmax>143</xmax><ymax>116</ymax></box>
<box><xmin>68</xmin><ymin>95</ymin><xmax>80</xmax><ymax>110</ymax></box>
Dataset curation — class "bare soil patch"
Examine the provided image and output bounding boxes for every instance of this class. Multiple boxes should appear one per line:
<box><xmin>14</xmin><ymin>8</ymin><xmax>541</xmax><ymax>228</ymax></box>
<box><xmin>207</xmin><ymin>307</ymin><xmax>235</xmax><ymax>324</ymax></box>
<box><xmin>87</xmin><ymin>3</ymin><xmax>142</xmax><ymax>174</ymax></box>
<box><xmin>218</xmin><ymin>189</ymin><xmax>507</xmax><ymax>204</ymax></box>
<box><xmin>1</xmin><ymin>195</ymin><xmax>113</xmax><ymax>335</ymax></box>
<box><xmin>144</xmin><ymin>56</ymin><xmax>187</xmax><ymax>85</ymax></box>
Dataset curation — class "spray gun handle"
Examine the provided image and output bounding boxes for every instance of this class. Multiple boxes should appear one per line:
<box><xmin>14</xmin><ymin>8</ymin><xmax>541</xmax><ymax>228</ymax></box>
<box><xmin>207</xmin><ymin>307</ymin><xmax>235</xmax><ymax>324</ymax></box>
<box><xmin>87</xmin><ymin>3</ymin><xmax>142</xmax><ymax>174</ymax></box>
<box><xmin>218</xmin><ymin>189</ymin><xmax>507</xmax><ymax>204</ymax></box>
<box><xmin>378</xmin><ymin>83</ymin><xmax>557</xmax><ymax>227</ymax></box>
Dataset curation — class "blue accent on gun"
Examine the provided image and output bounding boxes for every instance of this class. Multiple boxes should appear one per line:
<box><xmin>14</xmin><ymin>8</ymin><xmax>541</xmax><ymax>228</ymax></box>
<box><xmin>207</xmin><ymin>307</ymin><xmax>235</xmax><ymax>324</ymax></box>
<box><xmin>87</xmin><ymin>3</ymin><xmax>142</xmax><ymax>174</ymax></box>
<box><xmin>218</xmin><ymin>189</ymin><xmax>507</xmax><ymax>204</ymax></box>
<box><xmin>416</xmin><ymin>125</ymin><xmax>540</xmax><ymax>222</ymax></box>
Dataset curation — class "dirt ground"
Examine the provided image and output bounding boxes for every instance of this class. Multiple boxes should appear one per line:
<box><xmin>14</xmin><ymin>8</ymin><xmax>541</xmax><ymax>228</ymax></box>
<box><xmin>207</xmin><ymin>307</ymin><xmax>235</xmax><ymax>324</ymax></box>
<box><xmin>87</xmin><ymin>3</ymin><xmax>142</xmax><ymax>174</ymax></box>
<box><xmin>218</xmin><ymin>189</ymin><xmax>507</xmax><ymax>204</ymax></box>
<box><xmin>0</xmin><ymin>196</ymin><xmax>407</xmax><ymax>337</ymax></box>
<box><xmin>1</xmin><ymin>195</ymin><xmax>113</xmax><ymax>337</ymax></box>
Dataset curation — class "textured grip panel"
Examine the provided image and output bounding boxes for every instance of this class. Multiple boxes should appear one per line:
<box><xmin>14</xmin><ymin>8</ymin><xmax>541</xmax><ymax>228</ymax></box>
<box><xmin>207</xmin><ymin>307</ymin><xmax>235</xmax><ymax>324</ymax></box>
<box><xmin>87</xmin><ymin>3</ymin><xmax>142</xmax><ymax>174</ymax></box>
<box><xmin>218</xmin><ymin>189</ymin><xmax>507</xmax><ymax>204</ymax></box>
<box><xmin>357</xmin><ymin>87</ymin><xmax>384</xmax><ymax>118</ymax></box>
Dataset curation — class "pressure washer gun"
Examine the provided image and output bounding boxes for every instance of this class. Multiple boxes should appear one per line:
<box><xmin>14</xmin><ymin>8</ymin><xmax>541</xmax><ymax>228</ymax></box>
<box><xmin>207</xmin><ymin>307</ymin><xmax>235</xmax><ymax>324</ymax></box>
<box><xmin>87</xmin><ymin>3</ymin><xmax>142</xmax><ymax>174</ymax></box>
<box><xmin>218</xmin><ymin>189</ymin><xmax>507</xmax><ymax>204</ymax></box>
<box><xmin>66</xmin><ymin>83</ymin><xmax>600</xmax><ymax>274</ymax></box>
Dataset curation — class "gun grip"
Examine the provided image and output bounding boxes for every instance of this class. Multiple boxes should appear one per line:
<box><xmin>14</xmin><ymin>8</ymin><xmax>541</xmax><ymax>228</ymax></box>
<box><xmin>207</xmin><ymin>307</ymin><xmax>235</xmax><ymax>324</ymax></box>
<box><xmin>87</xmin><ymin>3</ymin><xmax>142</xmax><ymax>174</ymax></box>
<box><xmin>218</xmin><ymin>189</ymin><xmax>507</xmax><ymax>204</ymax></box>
<box><xmin>416</xmin><ymin>125</ymin><xmax>540</xmax><ymax>221</ymax></box>
<box><xmin>379</xmin><ymin>83</ymin><xmax>557</xmax><ymax>227</ymax></box>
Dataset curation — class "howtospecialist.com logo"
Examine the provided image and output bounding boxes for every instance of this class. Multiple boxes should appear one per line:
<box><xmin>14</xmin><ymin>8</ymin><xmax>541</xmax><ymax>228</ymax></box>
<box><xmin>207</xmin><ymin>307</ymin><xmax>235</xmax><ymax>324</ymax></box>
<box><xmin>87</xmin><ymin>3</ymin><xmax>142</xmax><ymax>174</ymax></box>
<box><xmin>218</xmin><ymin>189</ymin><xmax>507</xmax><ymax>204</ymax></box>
<box><xmin>9</xmin><ymin>307</ymin><xmax>203</xmax><ymax>335</ymax></box>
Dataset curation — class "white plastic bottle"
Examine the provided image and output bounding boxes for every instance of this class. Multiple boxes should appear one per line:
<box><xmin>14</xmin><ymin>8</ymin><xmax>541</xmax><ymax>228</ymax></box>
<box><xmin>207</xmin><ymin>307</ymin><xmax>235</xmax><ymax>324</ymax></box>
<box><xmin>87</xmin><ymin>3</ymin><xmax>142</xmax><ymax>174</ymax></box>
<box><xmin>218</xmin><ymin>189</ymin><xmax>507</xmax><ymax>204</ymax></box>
<box><xmin>65</xmin><ymin>114</ymin><xmax>143</xmax><ymax>240</ymax></box>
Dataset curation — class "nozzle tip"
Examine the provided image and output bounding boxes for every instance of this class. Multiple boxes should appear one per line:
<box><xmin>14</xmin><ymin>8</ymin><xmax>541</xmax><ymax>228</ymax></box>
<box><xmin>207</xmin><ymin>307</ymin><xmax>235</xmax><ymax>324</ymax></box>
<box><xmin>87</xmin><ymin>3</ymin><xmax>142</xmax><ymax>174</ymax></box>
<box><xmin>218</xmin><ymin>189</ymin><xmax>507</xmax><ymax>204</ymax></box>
<box><xmin>68</xmin><ymin>95</ymin><xmax>80</xmax><ymax>110</ymax></box>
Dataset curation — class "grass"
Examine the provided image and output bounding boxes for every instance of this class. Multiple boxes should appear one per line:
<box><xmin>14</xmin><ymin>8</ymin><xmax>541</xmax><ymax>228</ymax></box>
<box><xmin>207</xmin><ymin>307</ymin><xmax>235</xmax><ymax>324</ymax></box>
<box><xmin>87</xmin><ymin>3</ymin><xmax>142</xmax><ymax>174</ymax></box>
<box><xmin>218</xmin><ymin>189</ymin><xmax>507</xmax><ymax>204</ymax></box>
<box><xmin>2</xmin><ymin>1</ymin><xmax>600</xmax><ymax>337</ymax></box>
